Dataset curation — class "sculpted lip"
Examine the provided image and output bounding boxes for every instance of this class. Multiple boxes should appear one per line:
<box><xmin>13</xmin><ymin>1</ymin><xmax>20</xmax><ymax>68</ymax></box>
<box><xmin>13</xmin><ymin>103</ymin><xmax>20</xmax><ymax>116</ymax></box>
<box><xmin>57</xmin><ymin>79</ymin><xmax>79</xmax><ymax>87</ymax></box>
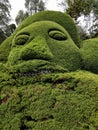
<box><xmin>10</xmin><ymin>59</ymin><xmax>67</xmax><ymax>75</ymax></box>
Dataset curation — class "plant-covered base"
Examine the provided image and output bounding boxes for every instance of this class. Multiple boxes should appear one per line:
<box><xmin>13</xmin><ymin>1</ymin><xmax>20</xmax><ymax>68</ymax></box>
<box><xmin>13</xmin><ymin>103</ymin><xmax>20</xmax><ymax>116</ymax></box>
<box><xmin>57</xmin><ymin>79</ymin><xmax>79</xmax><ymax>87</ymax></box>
<box><xmin>0</xmin><ymin>69</ymin><xmax>98</xmax><ymax>130</ymax></box>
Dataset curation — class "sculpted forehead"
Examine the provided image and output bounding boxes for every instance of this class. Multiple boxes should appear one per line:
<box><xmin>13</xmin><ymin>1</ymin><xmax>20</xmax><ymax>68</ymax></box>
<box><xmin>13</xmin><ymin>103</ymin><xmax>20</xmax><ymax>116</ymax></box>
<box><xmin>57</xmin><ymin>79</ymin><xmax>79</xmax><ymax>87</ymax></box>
<box><xmin>13</xmin><ymin>21</ymin><xmax>69</xmax><ymax>44</ymax></box>
<box><xmin>15</xmin><ymin>11</ymin><xmax>80</xmax><ymax>47</ymax></box>
<box><xmin>11</xmin><ymin>21</ymin><xmax>71</xmax><ymax>50</ymax></box>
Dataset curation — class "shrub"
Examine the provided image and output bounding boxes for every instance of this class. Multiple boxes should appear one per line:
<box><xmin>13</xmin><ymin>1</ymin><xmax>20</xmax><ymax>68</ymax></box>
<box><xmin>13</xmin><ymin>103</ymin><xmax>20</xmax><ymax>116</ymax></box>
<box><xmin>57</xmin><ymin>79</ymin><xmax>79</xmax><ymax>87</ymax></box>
<box><xmin>80</xmin><ymin>38</ymin><xmax>98</xmax><ymax>73</ymax></box>
<box><xmin>0</xmin><ymin>11</ymin><xmax>81</xmax><ymax>65</ymax></box>
<box><xmin>0</xmin><ymin>36</ymin><xmax>13</xmax><ymax>63</ymax></box>
<box><xmin>6</xmin><ymin>21</ymin><xmax>82</xmax><ymax>72</ymax></box>
<box><xmin>0</xmin><ymin>70</ymin><xmax>98</xmax><ymax>129</ymax></box>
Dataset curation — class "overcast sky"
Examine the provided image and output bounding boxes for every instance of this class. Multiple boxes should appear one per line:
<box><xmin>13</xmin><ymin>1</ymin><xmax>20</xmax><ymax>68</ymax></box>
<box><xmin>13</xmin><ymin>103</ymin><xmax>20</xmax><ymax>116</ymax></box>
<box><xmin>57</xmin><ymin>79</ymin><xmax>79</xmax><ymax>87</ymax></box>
<box><xmin>9</xmin><ymin>0</ymin><xmax>63</xmax><ymax>22</ymax></box>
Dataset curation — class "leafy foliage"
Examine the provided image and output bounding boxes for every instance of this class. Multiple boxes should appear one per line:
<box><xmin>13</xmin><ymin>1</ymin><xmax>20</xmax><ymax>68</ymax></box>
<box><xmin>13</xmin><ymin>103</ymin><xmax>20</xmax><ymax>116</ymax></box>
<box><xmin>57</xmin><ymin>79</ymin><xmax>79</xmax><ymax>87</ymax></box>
<box><xmin>0</xmin><ymin>36</ymin><xmax>13</xmax><ymax>62</ymax></box>
<box><xmin>66</xmin><ymin>0</ymin><xmax>94</xmax><ymax>20</ymax></box>
<box><xmin>80</xmin><ymin>38</ymin><xmax>98</xmax><ymax>74</ymax></box>
<box><xmin>0</xmin><ymin>70</ymin><xmax>98</xmax><ymax>130</ymax></box>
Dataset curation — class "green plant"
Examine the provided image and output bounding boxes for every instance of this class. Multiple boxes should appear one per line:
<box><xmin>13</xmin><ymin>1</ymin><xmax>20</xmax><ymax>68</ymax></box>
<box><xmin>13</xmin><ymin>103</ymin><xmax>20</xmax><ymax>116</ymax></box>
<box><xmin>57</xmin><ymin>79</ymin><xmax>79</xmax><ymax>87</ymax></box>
<box><xmin>81</xmin><ymin>38</ymin><xmax>98</xmax><ymax>73</ymax></box>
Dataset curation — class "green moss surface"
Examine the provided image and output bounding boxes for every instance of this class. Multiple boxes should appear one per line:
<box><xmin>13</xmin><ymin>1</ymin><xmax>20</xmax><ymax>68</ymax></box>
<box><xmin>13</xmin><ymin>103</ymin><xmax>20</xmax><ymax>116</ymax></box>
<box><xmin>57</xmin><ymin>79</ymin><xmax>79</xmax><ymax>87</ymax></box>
<box><xmin>81</xmin><ymin>38</ymin><xmax>98</xmax><ymax>73</ymax></box>
<box><xmin>0</xmin><ymin>36</ymin><xmax>13</xmax><ymax>62</ymax></box>
<box><xmin>0</xmin><ymin>69</ymin><xmax>98</xmax><ymax>130</ymax></box>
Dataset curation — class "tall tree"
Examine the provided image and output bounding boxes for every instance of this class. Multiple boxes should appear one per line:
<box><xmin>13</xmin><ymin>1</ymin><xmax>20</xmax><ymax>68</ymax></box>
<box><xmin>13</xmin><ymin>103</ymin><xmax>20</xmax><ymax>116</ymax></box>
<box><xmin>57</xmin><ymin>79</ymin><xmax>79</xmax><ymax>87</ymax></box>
<box><xmin>25</xmin><ymin>0</ymin><xmax>46</xmax><ymax>15</ymax></box>
<box><xmin>15</xmin><ymin>10</ymin><xmax>29</xmax><ymax>25</ymax></box>
<box><xmin>90</xmin><ymin>0</ymin><xmax>98</xmax><ymax>37</ymax></box>
<box><xmin>15</xmin><ymin>0</ymin><xmax>46</xmax><ymax>25</ymax></box>
<box><xmin>61</xmin><ymin>0</ymin><xmax>94</xmax><ymax>20</ymax></box>
<box><xmin>60</xmin><ymin>0</ymin><xmax>98</xmax><ymax>38</ymax></box>
<box><xmin>5</xmin><ymin>23</ymin><xmax>16</xmax><ymax>37</ymax></box>
<box><xmin>0</xmin><ymin>0</ymin><xmax>11</xmax><ymax>32</ymax></box>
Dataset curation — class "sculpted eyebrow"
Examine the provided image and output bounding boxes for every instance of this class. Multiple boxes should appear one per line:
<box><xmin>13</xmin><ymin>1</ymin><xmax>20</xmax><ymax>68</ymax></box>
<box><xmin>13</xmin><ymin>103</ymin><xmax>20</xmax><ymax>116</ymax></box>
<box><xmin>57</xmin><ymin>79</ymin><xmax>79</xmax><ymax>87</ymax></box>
<box><xmin>16</xmin><ymin>32</ymin><xmax>30</xmax><ymax>37</ymax></box>
<box><xmin>48</xmin><ymin>28</ymin><xmax>65</xmax><ymax>33</ymax></box>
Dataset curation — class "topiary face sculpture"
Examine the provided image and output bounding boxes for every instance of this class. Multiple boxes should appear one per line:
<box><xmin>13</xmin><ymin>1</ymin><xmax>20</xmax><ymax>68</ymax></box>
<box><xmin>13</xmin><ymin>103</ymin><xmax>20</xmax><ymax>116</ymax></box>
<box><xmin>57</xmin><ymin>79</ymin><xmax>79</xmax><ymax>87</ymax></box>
<box><xmin>0</xmin><ymin>11</ymin><xmax>98</xmax><ymax>130</ymax></box>
<box><xmin>6</xmin><ymin>20</ymin><xmax>82</xmax><ymax>75</ymax></box>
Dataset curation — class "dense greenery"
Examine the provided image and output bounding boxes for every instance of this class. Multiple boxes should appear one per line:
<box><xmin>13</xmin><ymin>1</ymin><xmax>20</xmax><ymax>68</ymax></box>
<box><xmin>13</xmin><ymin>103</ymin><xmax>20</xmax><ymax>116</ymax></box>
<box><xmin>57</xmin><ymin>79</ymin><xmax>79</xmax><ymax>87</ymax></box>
<box><xmin>0</xmin><ymin>36</ymin><xmax>13</xmax><ymax>62</ymax></box>
<box><xmin>0</xmin><ymin>11</ymin><xmax>98</xmax><ymax>130</ymax></box>
<box><xmin>0</xmin><ymin>11</ymin><xmax>81</xmax><ymax>63</ymax></box>
<box><xmin>81</xmin><ymin>38</ymin><xmax>98</xmax><ymax>74</ymax></box>
<box><xmin>0</xmin><ymin>69</ymin><xmax>98</xmax><ymax>130</ymax></box>
<box><xmin>7</xmin><ymin>20</ymin><xmax>81</xmax><ymax>73</ymax></box>
<box><xmin>65</xmin><ymin>0</ymin><xmax>95</xmax><ymax>19</ymax></box>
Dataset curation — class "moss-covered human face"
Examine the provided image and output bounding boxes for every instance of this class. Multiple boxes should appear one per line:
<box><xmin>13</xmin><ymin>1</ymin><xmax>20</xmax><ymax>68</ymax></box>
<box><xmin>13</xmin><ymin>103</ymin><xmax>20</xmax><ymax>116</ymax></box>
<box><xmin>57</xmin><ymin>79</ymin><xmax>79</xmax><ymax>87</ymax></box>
<box><xmin>7</xmin><ymin>21</ymin><xmax>82</xmax><ymax>75</ymax></box>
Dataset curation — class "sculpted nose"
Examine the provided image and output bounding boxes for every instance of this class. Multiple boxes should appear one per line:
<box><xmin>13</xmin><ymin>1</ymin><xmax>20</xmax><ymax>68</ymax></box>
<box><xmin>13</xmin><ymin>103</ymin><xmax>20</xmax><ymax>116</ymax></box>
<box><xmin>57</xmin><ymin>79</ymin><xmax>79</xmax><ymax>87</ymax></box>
<box><xmin>20</xmin><ymin>37</ymin><xmax>54</xmax><ymax>60</ymax></box>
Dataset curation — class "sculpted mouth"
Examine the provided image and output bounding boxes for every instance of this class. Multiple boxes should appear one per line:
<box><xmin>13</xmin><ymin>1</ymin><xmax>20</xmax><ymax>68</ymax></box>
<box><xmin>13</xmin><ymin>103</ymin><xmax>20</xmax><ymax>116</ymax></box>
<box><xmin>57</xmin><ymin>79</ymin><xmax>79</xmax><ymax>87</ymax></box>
<box><xmin>9</xmin><ymin>60</ymin><xmax>67</xmax><ymax>75</ymax></box>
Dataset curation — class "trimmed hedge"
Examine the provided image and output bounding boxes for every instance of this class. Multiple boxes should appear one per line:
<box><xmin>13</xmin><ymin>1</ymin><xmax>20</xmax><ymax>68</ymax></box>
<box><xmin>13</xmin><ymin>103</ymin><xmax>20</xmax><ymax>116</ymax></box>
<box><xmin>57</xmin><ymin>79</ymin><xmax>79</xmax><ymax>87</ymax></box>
<box><xmin>0</xmin><ymin>36</ymin><xmax>13</xmax><ymax>63</ymax></box>
<box><xmin>0</xmin><ymin>11</ymin><xmax>80</xmax><ymax>64</ymax></box>
<box><xmin>6</xmin><ymin>21</ymin><xmax>82</xmax><ymax>72</ymax></box>
<box><xmin>0</xmin><ymin>70</ymin><xmax>98</xmax><ymax>130</ymax></box>
<box><xmin>81</xmin><ymin>38</ymin><xmax>98</xmax><ymax>73</ymax></box>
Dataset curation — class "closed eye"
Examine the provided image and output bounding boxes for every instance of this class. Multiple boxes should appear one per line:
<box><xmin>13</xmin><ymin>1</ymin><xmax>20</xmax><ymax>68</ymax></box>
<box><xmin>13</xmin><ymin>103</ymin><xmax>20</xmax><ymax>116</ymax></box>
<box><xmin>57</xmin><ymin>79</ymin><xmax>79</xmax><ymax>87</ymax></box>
<box><xmin>15</xmin><ymin>32</ymin><xmax>30</xmax><ymax>45</ymax></box>
<box><xmin>49</xmin><ymin>30</ymin><xmax>67</xmax><ymax>41</ymax></box>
